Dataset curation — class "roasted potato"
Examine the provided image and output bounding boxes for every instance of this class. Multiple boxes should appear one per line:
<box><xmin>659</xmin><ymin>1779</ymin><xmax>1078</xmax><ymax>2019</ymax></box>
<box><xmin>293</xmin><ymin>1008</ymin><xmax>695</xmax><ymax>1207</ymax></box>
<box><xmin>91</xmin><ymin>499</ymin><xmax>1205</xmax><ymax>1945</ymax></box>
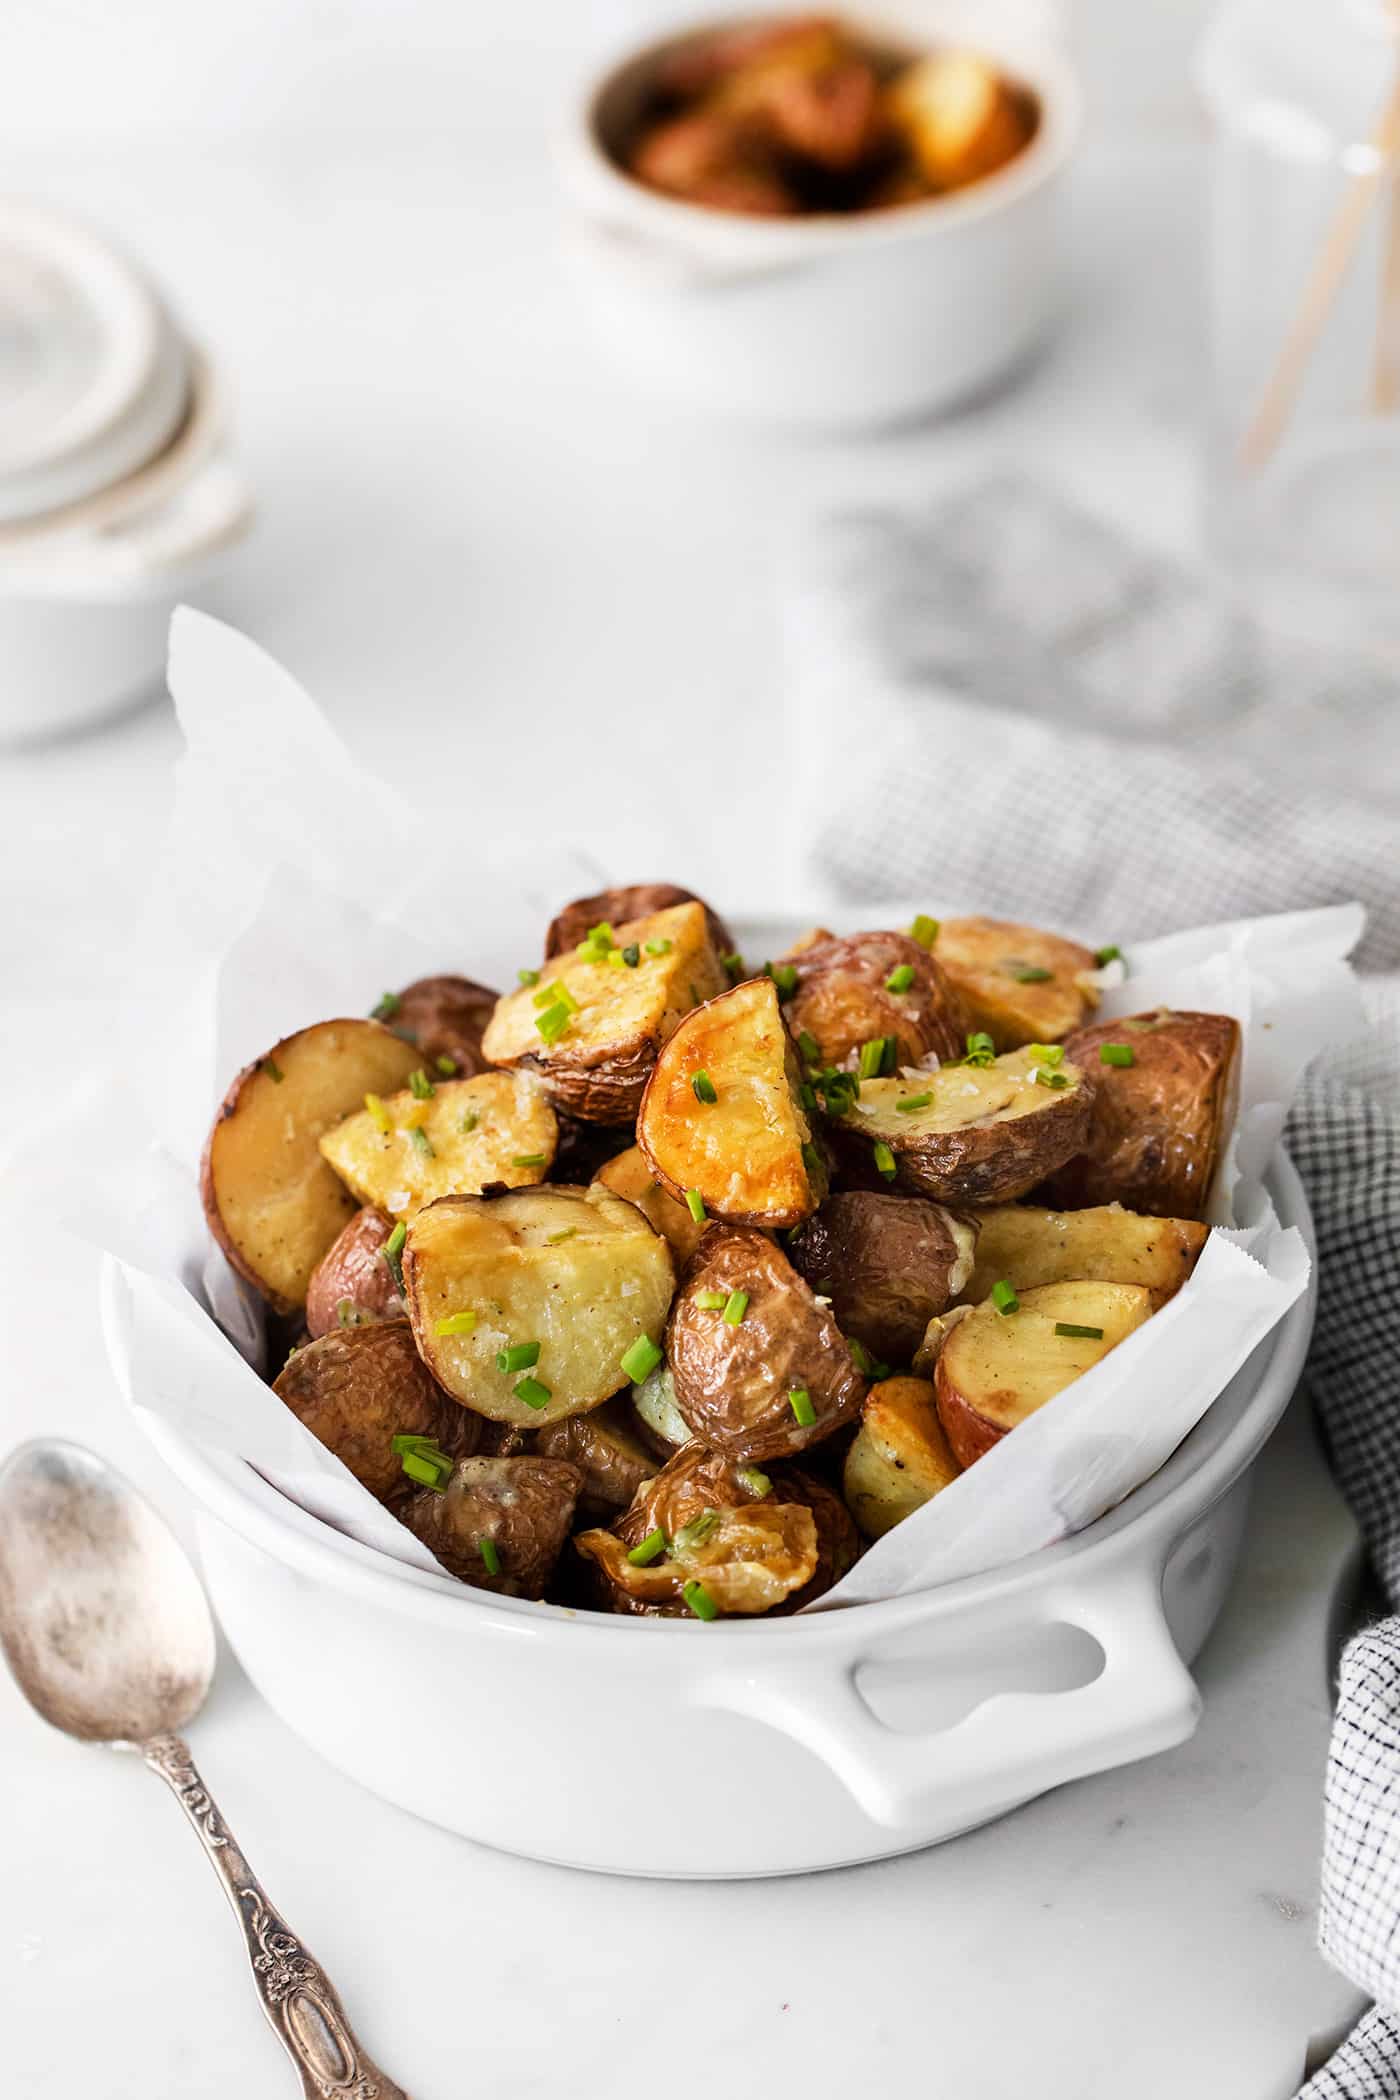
<box><xmin>482</xmin><ymin>900</ymin><xmax>730</xmax><ymax>1125</ymax></box>
<box><xmin>630</xmin><ymin>1360</ymin><xmax>690</xmax><ymax>1450</ymax></box>
<box><xmin>273</xmin><ymin>1320</ymin><xmax>476</xmax><ymax>1505</ymax></box>
<box><xmin>202</xmin><ymin>1019</ymin><xmax>423</xmax><ymax>1313</ymax></box>
<box><xmin>403</xmin><ymin>1184</ymin><xmax>675</xmax><ymax>1430</ymax></box>
<box><xmin>833</xmin><ymin>1046</ymin><xmax>1092</xmax><ymax>1204</ymax></box>
<box><xmin>545</xmin><ymin>883</ymin><xmax>735</xmax><ymax>964</ymax></box>
<box><xmin>1040</xmin><ymin>1011</ymin><xmax>1242</xmax><ymax>1221</ymax></box>
<box><xmin>384</xmin><ymin>974</ymin><xmax>498</xmax><ymax>1077</ymax></box>
<box><xmin>305</xmin><ymin>1206</ymin><xmax>405</xmax><ymax>1338</ymax></box>
<box><xmin>962</xmin><ymin>1202</ymin><xmax>1208</xmax><ymax>1306</ymax></box>
<box><xmin>787</xmin><ymin>1190</ymin><xmax>979</xmax><ymax>1365</ymax></box>
<box><xmin>594</xmin><ymin>1144</ymin><xmax>709</xmax><ymax>1267</ymax></box>
<box><xmin>318</xmin><ymin>1070</ymin><xmax>556</xmax><ymax>1219</ymax></box>
<box><xmin>532</xmin><ymin>1397</ymin><xmax>659</xmax><ymax>1520</ymax></box>
<box><xmin>403</xmin><ymin>1456</ymin><xmax>584</xmax><ymax>1599</ymax></box>
<box><xmin>843</xmin><ymin>1376</ymin><xmax>962</xmax><ymax>1539</ymax></box>
<box><xmin>933</xmin><ymin>917</ymin><xmax>1099</xmax><ymax>1050</ymax></box>
<box><xmin>887</xmin><ymin>50</ymin><xmax>1031</xmax><ymax>188</ymax></box>
<box><xmin>637</xmin><ymin>974</ymin><xmax>826</xmax><ymax>1228</ymax></box>
<box><xmin>933</xmin><ymin>1281</ymin><xmax>1156</xmax><ymax>1468</ymax></box>
<box><xmin>781</xmin><ymin>930</ymin><xmax>967</xmax><ymax>1073</ymax></box>
<box><xmin>549</xmin><ymin>1116</ymin><xmax>635</xmax><ymax>1187</ymax></box>
<box><xmin>775</xmin><ymin>1465</ymin><xmax>862</xmax><ymax>1610</ymax></box>
<box><xmin>667</xmin><ymin>1224</ymin><xmax>866</xmax><ymax>1462</ymax></box>
<box><xmin>575</xmin><ymin>1443</ymin><xmax>813</xmax><ymax>1617</ymax></box>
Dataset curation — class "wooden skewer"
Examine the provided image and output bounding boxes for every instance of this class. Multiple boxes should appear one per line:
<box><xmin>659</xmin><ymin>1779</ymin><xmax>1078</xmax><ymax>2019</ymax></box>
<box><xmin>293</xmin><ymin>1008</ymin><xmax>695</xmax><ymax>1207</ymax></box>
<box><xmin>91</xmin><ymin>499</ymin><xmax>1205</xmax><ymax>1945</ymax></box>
<box><xmin>1239</xmin><ymin>66</ymin><xmax>1400</xmax><ymax>469</ymax></box>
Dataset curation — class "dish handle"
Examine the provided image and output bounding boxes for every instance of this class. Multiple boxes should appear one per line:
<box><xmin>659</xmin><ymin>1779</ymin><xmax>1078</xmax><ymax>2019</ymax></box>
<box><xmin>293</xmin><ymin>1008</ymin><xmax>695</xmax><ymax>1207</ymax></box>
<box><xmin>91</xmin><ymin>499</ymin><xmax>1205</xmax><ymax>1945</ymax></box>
<box><xmin>695</xmin><ymin>1562</ymin><xmax>1200</xmax><ymax>1831</ymax></box>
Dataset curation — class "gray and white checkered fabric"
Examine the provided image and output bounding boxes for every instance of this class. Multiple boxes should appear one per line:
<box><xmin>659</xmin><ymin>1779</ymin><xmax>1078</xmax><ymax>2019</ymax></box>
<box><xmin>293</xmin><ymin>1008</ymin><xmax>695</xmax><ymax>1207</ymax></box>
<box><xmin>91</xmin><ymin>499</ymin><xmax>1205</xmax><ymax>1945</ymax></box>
<box><xmin>787</xmin><ymin>482</ymin><xmax>1400</xmax><ymax>2099</ymax></box>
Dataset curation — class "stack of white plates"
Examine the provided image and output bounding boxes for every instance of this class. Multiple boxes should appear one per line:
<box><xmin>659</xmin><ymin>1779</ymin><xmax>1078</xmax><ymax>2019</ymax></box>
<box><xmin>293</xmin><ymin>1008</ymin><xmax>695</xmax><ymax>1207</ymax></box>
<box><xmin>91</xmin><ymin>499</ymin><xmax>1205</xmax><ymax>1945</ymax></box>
<box><xmin>0</xmin><ymin>200</ymin><xmax>252</xmax><ymax>743</ymax></box>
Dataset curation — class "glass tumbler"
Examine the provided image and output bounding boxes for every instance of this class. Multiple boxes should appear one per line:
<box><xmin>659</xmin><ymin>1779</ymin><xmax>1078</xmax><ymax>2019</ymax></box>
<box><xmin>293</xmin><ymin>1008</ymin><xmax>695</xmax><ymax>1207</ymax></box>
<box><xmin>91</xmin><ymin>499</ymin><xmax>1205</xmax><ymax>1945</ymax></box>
<box><xmin>1197</xmin><ymin>0</ymin><xmax>1400</xmax><ymax>652</ymax></box>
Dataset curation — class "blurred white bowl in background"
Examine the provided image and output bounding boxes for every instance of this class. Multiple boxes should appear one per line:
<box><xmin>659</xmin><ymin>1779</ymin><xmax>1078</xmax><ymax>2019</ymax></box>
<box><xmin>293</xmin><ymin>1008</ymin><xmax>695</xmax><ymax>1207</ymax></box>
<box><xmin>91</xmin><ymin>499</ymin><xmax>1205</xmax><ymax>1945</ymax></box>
<box><xmin>558</xmin><ymin>5</ymin><xmax>1082</xmax><ymax>430</ymax></box>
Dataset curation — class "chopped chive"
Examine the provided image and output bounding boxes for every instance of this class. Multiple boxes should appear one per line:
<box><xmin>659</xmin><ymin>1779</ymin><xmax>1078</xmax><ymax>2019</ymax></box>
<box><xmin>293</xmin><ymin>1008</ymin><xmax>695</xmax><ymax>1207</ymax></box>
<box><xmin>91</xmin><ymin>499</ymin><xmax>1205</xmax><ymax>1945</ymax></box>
<box><xmin>873</xmin><ymin>1140</ymin><xmax>897</xmax><ymax>1182</ymax></box>
<box><xmin>409</xmin><ymin>1068</ymin><xmax>435</xmax><ymax>1100</ymax></box>
<box><xmin>857</xmin><ymin>1037</ymin><xmax>886</xmax><ymax>1081</ymax></box>
<box><xmin>517</xmin><ymin>968</ymin><xmax>540</xmax><ymax>987</ymax></box>
<box><xmin>497</xmin><ymin>1341</ymin><xmax>541</xmax><ymax>1373</ymax></box>
<box><xmin>607</xmin><ymin>951</ymin><xmax>627</xmax><ymax>969</ymax></box>
<box><xmin>1033</xmin><ymin>1067</ymin><xmax>1069</xmax><ymax>1090</ymax></box>
<box><xmin>895</xmin><ymin>1090</ymin><xmax>933</xmax><ymax>1113</ymax></box>
<box><xmin>1054</xmin><ymin>1322</ymin><xmax>1105</xmax><ymax>1340</ymax></box>
<box><xmin>261</xmin><ymin>1056</ymin><xmax>284</xmax><ymax>1084</ymax></box>
<box><xmin>1099</xmin><ymin>1043</ymin><xmax>1135</xmax><ymax>1068</ymax></box>
<box><xmin>392</xmin><ymin>1433</ymin><xmax>443</xmax><ymax>1453</ymax></box>
<box><xmin>684</xmin><ymin>1189</ymin><xmax>707</xmax><ymax>1223</ymax></box>
<box><xmin>435</xmin><ymin>1310</ymin><xmax>478</xmax><ymax>1337</ymax></box>
<box><xmin>991</xmin><ymin>1279</ymin><xmax>1019</xmax><ymax>1315</ymax></box>
<box><xmin>546</xmin><ymin>1226</ymin><xmax>577</xmax><ymax>1245</ymax></box>
<box><xmin>908</xmin><ymin>914</ymin><xmax>940</xmax><ymax>948</ymax></box>
<box><xmin>692</xmin><ymin>1290</ymin><xmax>725</xmax><ymax>1313</ymax></box>
<box><xmin>621</xmin><ymin>943</ymin><xmax>641</xmax><ymax>968</ymax></box>
<box><xmin>583</xmin><ymin>921</ymin><xmax>615</xmax><ymax>950</ymax></box>
<box><xmin>799</xmin><ymin>1081</ymin><xmax>817</xmax><ymax>1111</ymax></box>
<box><xmin>682</xmin><ymin>1579</ymin><xmax>719</xmax><ymax>1622</ymax></box>
<box><xmin>401</xmin><ymin>1449</ymin><xmax>452</xmax><ymax>1492</ymax></box>
<box><xmin>721</xmin><ymin>1290</ymin><xmax>749</xmax><ymax>1327</ymax></box>
<box><xmin>371</xmin><ymin>991</ymin><xmax>402</xmax><ymax>1021</ymax></box>
<box><xmin>691</xmin><ymin>1070</ymin><xmax>718</xmax><ymax>1105</ymax></box>
<box><xmin>620</xmin><ymin>1335</ymin><xmax>663</xmax><ymax>1383</ymax></box>
<box><xmin>364</xmin><ymin>1091</ymin><xmax>391</xmax><ymax>1134</ymax></box>
<box><xmin>1001</xmin><ymin>958</ymin><xmax>1053</xmax><ymax>983</ymax></box>
<box><xmin>1028</xmin><ymin>1042</ymin><xmax>1065</xmax><ymax>1066</ymax></box>
<box><xmin>885</xmin><ymin>963</ymin><xmax>916</xmax><ymax>993</ymax></box>
<box><xmin>738</xmin><ymin>1466</ymin><xmax>772</xmax><ymax>1498</ymax></box>
<box><xmin>514</xmin><ymin>1376</ymin><xmax>551</xmax><ymax>1409</ymax></box>
<box><xmin>674</xmin><ymin>1509</ymin><xmax>721</xmax><ymax>1552</ymax></box>
<box><xmin>336</xmin><ymin>1299</ymin><xmax>360</xmax><ymax>1328</ymax></box>
<box><xmin>479</xmin><ymin>1537</ymin><xmax>501</xmax><ymax>1576</ymax></box>
<box><xmin>848</xmin><ymin>1337</ymin><xmax>890</xmax><ymax>1379</ymax></box>
<box><xmin>788</xmin><ymin>1388</ymin><xmax>816</xmax><ymax>1427</ymax></box>
<box><xmin>962</xmin><ymin>1032</ymin><xmax>996</xmax><ymax>1067</ymax></box>
<box><xmin>644</xmin><ymin>937</ymin><xmax>673</xmax><ymax>957</ymax></box>
<box><xmin>458</xmin><ymin>1110</ymin><xmax>479</xmax><ymax>1133</ymax></box>
<box><xmin>627</xmin><ymin>1527</ymin><xmax>668</xmax><ymax>1567</ymax></box>
<box><xmin>797</xmin><ymin>1030</ymin><xmax>821</xmax><ymax>1065</ymax></box>
<box><xmin>766</xmin><ymin>963</ymin><xmax>797</xmax><ymax>999</ymax></box>
<box><xmin>512</xmin><ymin>1152</ymin><xmax>548</xmax><ymax>1168</ymax></box>
<box><xmin>1095</xmin><ymin>944</ymin><xmax>1122</xmax><ymax>967</ymax></box>
<box><xmin>533</xmin><ymin>980</ymin><xmax>577</xmax><ymax>1014</ymax></box>
<box><xmin>720</xmin><ymin>951</ymin><xmax>745</xmax><ymax>981</ymax></box>
<box><xmin>435</xmin><ymin>1054</ymin><xmax>459</xmax><ymax>1076</ymax></box>
<box><xmin>800</xmin><ymin>1141</ymin><xmax>824</xmax><ymax>1181</ymax></box>
<box><xmin>383</xmin><ymin>1220</ymin><xmax>407</xmax><ymax>1287</ymax></box>
<box><xmin>535</xmin><ymin>1002</ymin><xmax>571</xmax><ymax>1045</ymax></box>
<box><xmin>410</xmin><ymin>1125</ymin><xmax>435</xmax><ymax>1156</ymax></box>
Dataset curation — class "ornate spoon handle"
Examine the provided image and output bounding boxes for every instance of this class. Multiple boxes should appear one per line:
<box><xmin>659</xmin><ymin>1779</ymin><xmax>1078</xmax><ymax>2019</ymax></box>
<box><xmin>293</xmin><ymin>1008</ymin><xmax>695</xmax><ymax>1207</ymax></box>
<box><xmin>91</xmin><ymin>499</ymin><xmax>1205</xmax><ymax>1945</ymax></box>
<box><xmin>143</xmin><ymin>1731</ymin><xmax>410</xmax><ymax>2099</ymax></box>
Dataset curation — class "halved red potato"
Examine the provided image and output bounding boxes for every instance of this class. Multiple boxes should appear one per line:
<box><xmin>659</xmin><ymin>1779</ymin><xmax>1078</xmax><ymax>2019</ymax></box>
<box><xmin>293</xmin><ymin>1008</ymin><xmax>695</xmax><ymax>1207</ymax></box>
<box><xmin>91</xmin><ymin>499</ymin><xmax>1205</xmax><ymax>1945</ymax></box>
<box><xmin>545</xmin><ymin>883</ymin><xmax>734</xmax><ymax>965</ymax></box>
<box><xmin>1040</xmin><ymin>1011</ymin><xmax>1241</xmax><ymax>1221</ymax></box>
<box><xmin>403</xmin><ymin>1185</ymin><xmax>675</xmax><ymax>1431</ymax></box>
<box><xmin>482</xmin><ymin>901</ymin><xmax>730</xmax><ymax>1124</ymax></box>
<box><xmin>781</xmin><ymin>929</ymin><xmax>967</xmax><ymax>1073</ymax></box>
<box><xmin>833</xmin><ymin>1047</ymin><xmax>1092</xmax><ymax>1204</ymax></box>
<box><xmin>787</xmin><ymin>1190</ymin><xmax>979</xmax><ymax>1365</ymax></box>
<box><xmin>843</xmin><ymin>1376</ymin><xmax>962</xmax><ymax>1539</ymax></box>
<box><xmin>933</xmin><ymin>917</ymin><xmax>1099</xmax><ymax>1049</ymax></box>
<box><xmin>201</xmin><ymin>1019</ymin><xmax>422</xmax><ymax>1313</ymax></box>
<box><xmin>934</xmin><ymin>1280</ymin><xmax>1156</xmax><ymax>1468</ymax></box>
<box><xmin>594</xmin><ymin>1143</ymin><xmax>709</xmax><ymax>1267</ymax></box>
<box><xmin>305</xmin><ymin>1206</ymin><xmax>404</xmax><ymax>1338</ymax></box>
<box><xmin>403</xmin><ymin>1456</ymin><xmax>584</xmax><ymax>1599</ymax></box>
<box><xmin>531</xmin><ymin>1397</ymin><xmax>659</xmax><ymax>1521</ymax></box>
<box><xmin>637</xmin><ymin>975</ymin><xmax>826</xmax><ymax>1229</ymax></box>
<box><xmin>667</xmin><ymin>1223</ymin><xmax>866</xmax><ymax>1463</ymax></box>
<box><xmin>318</xmin><ymin>1071</ymin><xmax>556</xmax><ymax>1220</ymax></box>
<box><xmin>273</xmin><ymin>1321</ymin><xmax>477</xmax><ymax>1505</ymax></box>
<box><xmin>961</xmin><ymin>1202</ymin><xmax>1208</xmax><ymax>1307</ymax></box>
<box><xmin>384</xmin><ymin>974</ymin><xmax>498</xmax><ymax>1077</ymax></box>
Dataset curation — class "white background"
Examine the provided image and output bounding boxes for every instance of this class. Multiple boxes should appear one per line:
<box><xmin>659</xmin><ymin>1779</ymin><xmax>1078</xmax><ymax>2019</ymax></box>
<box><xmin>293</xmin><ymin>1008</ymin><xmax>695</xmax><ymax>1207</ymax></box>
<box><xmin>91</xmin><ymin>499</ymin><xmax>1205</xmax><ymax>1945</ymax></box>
<box><xmin>0</xmin><ymin>5</ymin><xmax>1368</xmax><ymax>2096</ymax></box>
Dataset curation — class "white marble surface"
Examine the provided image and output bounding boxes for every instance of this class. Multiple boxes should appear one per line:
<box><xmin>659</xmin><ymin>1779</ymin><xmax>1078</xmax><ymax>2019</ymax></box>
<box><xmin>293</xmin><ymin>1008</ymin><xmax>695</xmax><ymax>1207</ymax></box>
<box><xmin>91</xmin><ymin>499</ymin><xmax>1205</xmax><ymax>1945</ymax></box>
<box><xmin>0</xmin><ymin>92</ymin><xmax>1369</xmax><ymax>2100</ymax></box>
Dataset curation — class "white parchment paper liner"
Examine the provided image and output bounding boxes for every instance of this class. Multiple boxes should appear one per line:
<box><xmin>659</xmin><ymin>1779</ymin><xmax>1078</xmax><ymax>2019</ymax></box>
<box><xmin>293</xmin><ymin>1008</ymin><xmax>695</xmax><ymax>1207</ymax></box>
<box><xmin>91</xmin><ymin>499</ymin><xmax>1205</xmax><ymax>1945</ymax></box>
<box><xmin>41</xmin><ymin>612</ymin><xmax>1366</xmax><ymax>1605</ymax></box>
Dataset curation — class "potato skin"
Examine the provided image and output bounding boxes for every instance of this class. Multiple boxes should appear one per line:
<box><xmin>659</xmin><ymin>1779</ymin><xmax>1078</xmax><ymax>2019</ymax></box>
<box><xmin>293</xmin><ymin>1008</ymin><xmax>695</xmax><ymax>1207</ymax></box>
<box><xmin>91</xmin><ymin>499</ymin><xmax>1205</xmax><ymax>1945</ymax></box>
<box><xmin>787</xmin><ymin>1191</ymin><xmax>979</xmax><ymax>1365</ymax></box>
<box><xmin>667</xmin><ymin>1225</ymin><xmax>867</xmax><ymax>1463</ymax></box>
<box><xmin>545</xmin><ymin>883</ymin><xmax>734</xmax><ymax>963</ymax></box>
<box><xmin>391</xmin><ymin>975</ymin><xmax>498</xmax><ymax>1076</ymax></box>
<box><xmin>782</xmin><ymin>930</ymin><xmax>967</xmax><ymax>1071</ymax></box>
<box><xmin>834</xmin><ymin>1050</ymin><xmax>1094</xmax><ymax>1206</ymax></box>
<box><xmin>1041</xmin><ymin>1011</ymin><xmax>1241</xmax><ymax>1221</ymax></box>
<box><xmin>531</xmin><ymin>1398</ymin><xmax>658</xmax><ymax>1520</ymax></box>
<box><xmin>403</xmin><ymin>1456</ymin><xmax>584</xmax><ymax>1599</ymax></box>
<box><xmin>273</xmin><ymin>1321</ymin><xmax>476</xmax><ymax>1506</ymax></box>
<box><xmin>933</xmin><ymin>917</ymin><xmax>1098</xmax><ymax>1050</ymax></box>
<box><xmin>305</xmin><ymin>1207</ymin><xmax>404</xmax><ymax>1338</ymax></box>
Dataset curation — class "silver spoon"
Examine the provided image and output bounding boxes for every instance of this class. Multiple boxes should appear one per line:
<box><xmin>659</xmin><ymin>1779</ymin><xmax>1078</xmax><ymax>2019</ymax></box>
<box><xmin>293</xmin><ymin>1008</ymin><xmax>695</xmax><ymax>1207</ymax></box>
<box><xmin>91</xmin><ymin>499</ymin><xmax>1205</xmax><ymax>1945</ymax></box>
<box><xmin>0</xmin><ymin>1437</ymin><xmax>409</xmax><ymax>2099</ymax></box>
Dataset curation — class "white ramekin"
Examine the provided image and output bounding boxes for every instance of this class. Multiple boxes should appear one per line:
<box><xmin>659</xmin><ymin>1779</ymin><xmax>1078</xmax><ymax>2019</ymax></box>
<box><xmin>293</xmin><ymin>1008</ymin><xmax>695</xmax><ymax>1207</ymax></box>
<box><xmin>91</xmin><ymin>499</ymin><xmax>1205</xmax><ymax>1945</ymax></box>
<box><xmin>557</xmin><ymin>5</ymin><xmax>1082</xmax><ymax>428</ymax></box>
<box><xmin>106</xmin><ymin>1155</ymin><xmax>1314</xmax><ymax>1880</ymax></box>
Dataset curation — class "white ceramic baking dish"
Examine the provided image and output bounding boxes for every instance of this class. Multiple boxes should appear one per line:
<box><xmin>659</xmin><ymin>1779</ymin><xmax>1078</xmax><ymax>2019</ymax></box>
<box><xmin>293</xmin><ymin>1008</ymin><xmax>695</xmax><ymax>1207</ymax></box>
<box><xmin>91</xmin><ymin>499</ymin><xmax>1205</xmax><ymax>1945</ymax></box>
<box><xmin>558</xmin><ymin>3</ymin><xmax>1081</xmax><ymax>428</ymax></box>
<box><xmin>105</xmin><ymin>908</ymin><xmax>1316</xmax><ymax>1879</ymax></box>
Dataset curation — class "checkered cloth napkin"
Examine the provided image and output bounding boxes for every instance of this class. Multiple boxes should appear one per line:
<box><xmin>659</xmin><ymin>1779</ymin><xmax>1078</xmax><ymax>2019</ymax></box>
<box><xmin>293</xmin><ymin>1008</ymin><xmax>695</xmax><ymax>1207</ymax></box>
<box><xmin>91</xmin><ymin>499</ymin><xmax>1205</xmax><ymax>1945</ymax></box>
<box><xmin>783</xmin><ymin>480</ymin><xmax>1400</xmax><ymax>2097</ymax></box>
